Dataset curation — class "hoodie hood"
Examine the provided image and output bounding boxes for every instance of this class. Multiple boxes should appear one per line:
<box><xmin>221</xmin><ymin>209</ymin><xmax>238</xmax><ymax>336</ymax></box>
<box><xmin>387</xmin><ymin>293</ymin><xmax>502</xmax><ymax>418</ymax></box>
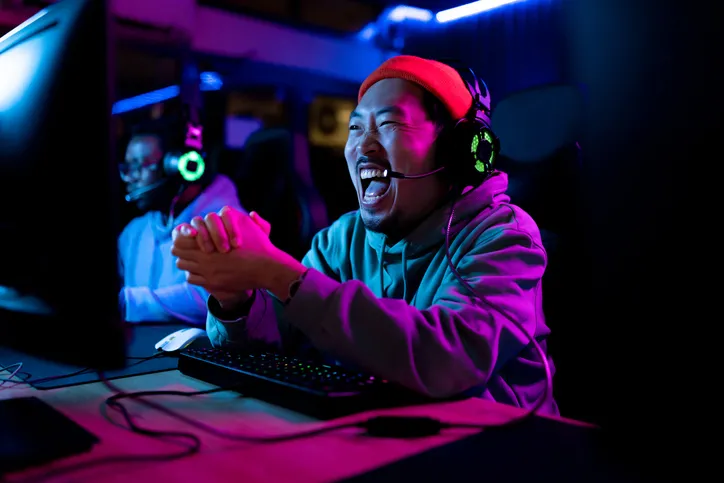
<box><xmin>363</xmin><ymin>171</ymin><xmax>510</xmax><ymax>303</ymax></box>
<box><xmin>365</xmin><ymin>170</ymin><xmax>510</xmax><ymax>258</ymax></box>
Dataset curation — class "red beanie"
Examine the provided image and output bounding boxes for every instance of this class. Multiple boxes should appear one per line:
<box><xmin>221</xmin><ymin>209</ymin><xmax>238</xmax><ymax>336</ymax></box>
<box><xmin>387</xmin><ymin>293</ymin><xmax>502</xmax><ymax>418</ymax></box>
<box><xmin>358</xmin><ymin>55</ymin><xmax>473</xmax><ymax>121</ymax></box>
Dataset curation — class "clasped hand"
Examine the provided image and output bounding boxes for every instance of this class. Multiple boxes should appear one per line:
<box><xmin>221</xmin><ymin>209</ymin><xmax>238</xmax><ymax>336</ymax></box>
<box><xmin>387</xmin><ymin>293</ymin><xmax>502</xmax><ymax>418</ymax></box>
<box><xmin>171</xmin><ymin>206</ymin><xmax>276</xmax><ymax>307</ymax></box>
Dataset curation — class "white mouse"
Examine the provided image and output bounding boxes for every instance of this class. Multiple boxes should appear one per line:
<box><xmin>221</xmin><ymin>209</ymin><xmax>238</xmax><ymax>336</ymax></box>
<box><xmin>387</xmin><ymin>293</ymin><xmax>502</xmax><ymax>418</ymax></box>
<box><xmin>155</xmin><ymin>328</ymin><xmax>207</xmax><ymax>352</ymax></box>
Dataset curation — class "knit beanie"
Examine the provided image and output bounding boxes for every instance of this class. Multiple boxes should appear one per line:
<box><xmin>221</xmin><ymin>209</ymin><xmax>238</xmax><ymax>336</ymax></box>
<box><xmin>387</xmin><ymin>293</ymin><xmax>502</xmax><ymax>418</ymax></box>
<box><xmin>358</xmin><ymin>55</ymin><xmax>486</xmax><ymax>122</ymax></box>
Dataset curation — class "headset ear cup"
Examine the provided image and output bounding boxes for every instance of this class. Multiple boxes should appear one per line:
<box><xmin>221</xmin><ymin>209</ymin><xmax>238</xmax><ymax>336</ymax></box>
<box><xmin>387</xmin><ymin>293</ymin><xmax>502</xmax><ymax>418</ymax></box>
<box><xmin>444</xmin><ymin>120</ymin><xmax>497</xmax><ymax>186</ymax></box>
<box><xmin>177</xmin><ymin>150</ymin><xmax>206</xmax><ymax>183</ymax></box>
<box><xmin>473</xmin><ymin>126</ymin><xmax>499</xmax><ymax>176</ymax></box>
<box><xmin>162</xmin><ymin>150</ymin><xmax>206</xmax><ymax>183</ymax></box>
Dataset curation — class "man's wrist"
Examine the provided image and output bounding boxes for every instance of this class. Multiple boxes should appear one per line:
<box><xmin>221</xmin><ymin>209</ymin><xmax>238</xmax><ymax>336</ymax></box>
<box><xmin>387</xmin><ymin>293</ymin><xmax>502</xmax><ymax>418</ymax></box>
<box><xmin>212</xmin><ymin>290</ymin><xmax>256</xmax><ymax>320</ymax></box>
<box><xmin>264</xmin><ymin>249</ymin><xmax>308</xmax><ymax>302</ymax></box>
<box><xmin>216</xmin><ymin>289</ymin><xmax>254</xmax><ymax>311</ymax></box>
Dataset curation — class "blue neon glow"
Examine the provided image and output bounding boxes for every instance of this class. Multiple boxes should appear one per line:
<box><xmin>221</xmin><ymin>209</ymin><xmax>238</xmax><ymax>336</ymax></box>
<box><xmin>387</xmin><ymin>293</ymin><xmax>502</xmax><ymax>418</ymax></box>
<box><xmin>436</xmin><ymin>0</ymin><xmax>525</xmax><ymax>23</ymax></box>
<box><xmin>111</xmin><ymin>72</ymin><xmax>223</xmax><ymax>115</ymax></box>
<box><xmin>357</xmin><ymin>22</ymin><xmax>377</xmax><ymax>41</ymax></box>
<box><xmin>112</xmin><ymin>85</ymin><xmax>180</xmax><ymax>114</ymax></box>
<box><xmin>200</xmin><ymin>71</ymin><xmax>223</xmax><ymax>91</ymax></box>
<box><xmin>355</xmin><ymin>0</ymin><xmax>527</xmax><ymax>39</ymax></box>
<box><xmin>387</xmin><ymin>5</ymin><xmax>433</xmax><ymax>22</ymax></box>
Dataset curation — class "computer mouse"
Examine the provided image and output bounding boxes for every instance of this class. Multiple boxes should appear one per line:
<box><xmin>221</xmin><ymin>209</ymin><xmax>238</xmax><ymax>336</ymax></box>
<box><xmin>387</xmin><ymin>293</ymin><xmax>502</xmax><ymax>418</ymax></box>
<box><xmin>154</xmin><ymin>328</ymin><xmax>207</xmax><ymax>353</ymax></box>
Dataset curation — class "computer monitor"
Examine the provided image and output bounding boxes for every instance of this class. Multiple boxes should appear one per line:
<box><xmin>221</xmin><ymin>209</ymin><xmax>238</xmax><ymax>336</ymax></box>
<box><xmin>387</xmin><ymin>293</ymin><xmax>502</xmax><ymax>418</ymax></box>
<box><xmin>0</xmin><ymin>0</ymin><xmax>125</xmax><ymax>370</ymax></box>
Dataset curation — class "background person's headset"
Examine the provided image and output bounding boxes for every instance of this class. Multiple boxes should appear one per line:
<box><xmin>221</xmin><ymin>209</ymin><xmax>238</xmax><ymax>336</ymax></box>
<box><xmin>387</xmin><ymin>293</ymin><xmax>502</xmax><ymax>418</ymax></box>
<box><xmin>125</xmin><ymin>117</ymin><xmax>207</xmax><ymax>203</ymax></box>
<box><xmin>382</xmin><ymin>59</ymin><xmax>501</xmax><ymax>188</ymax></box>
<box><xmin>163</xmin><ymin>120</ymin><xmax>206</xmax><ymax>184</ymax></box>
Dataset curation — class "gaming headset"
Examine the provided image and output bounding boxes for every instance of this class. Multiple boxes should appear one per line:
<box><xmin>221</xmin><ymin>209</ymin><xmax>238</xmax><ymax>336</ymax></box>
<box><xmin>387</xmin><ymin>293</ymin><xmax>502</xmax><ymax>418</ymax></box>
<box><xmin>125</xmin><ymin>116</ymin><xmax>207</xmax><ymax>203</ymax></box>
<box><xmin>162</xmin><ymin>120</ymin><xmax>206</xmax><ymax>184</ymax></box>
<box><xmin>382</xmin><ymin>59</ymin><xmax>501</xmax><ymax>188</ymax></box>
<box><xmin>443</xmin><ymin>59</ymin><xmax>501</xmax><ymax>185</ymax></box>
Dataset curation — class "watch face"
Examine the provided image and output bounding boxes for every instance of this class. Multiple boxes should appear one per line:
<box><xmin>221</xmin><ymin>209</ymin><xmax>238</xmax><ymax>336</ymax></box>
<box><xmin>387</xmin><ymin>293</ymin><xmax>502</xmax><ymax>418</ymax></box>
<box><xmin>289</xmin><ymin>280</ymin><xmax>302</xmax><ymax>299</ymax></box>
<box><xmin>287</xmin><ymin>270</ymin><xmax>309</xmax><ymax>303</ymax></box>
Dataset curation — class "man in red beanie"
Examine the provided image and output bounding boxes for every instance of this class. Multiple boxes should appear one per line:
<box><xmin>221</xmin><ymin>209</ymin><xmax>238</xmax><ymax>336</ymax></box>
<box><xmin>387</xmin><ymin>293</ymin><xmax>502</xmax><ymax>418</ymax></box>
<box><xmin>171</xmin><ymin>55</ymin><xmax>558</xmax><ymax>414</ymax></box>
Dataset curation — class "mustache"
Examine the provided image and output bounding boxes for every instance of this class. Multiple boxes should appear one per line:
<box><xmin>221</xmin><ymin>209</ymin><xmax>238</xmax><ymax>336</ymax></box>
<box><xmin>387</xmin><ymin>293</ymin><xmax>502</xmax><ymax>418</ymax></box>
<box><xmin>356</xmin><ymin>156</ymin><xmax>390</xmax><ymax>169</ymax></box>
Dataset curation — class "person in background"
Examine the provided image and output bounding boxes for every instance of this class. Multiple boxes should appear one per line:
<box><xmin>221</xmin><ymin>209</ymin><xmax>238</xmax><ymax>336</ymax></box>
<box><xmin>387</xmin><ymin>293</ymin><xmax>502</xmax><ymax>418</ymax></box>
<box><xmin>171</xmin><ymin>55</ymin><xmax>558</xmax><ymax>414</ymax></box>
<box><xmin>119</xmin><ymin>117</ymin><xmax>244</xmax><ymax>324</ymax></box>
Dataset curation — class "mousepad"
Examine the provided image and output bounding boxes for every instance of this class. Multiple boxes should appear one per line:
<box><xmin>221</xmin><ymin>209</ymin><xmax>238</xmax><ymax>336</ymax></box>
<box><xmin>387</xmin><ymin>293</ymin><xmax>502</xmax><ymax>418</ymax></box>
<box><xmin>0</xmin><ymin>396</ymin><xmax>99</xmax><ymax>475</ymax></box>
<box><xmin>0</xmin><ymin>324</ymin><xmax>190</xmax><ymax>390</ymax></box>
<box><xmin>339</xmin><ymin>415</ymin><xmax>645</xmax><ymax>483</ymax></box>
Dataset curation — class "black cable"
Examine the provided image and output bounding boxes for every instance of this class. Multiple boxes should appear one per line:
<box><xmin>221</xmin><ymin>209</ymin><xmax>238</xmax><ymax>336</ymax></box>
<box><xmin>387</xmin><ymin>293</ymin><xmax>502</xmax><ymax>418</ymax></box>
<box><xmin>102</xmin><ymin>385</ymin><xmax>490</xmax><ymax>443</ymax></box>
<box><xmin>10</xmin><ymin>381</ymin><xmax>495</xmax><ymax>482</ymax></box>
<box><xmin>101</xmin><ymin>377</ymin><xmax>360</xmax><ymax>443</ymax></box>
<box><xmin>444</xmin><ymin>194</ymin><xmax>553</xmax><ymax>426</ymax></box>
<box><xmin>0</xmin><ymin>353</ymin><xmax>167</xmax><ymax>386</ymax></box>
<box><xmin>0</xmin><ymin>362</ymin><xmax>22</xmax><ymax>388</ymax></box>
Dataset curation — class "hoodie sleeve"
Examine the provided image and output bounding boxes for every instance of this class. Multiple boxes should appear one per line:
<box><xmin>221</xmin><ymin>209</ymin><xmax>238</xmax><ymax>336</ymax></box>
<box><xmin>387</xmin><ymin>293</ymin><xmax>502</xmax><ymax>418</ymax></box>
<box><xmin>122</xmin><ymin>284</ymin><xmax>209</xmax><ymax>325</ymax></box>
<box><xmin>283</xmin><ymin>224</ymin><xmax>547</xmax><ymax>399</ymax></box>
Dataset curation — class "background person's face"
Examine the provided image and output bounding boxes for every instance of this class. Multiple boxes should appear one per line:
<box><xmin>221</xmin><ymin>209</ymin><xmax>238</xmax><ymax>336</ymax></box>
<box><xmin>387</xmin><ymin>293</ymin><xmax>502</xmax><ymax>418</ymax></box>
<box><xmin>344</xmin><ymin>78</ymin><xmax>449</xmax><ymax>240</ymax></box>
<box><xmin>120</xmin><ymin>135</ymin><xmax>164</xmax><ymax>211</ymax></box>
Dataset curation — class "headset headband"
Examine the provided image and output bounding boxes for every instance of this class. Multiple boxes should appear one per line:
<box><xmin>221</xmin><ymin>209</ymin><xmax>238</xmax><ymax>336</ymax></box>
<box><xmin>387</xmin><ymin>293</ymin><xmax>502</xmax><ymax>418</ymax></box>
<box><xmin>435</xmin><ymin>57</ymin><xmax>492</xmax><ymax>126</ymax></box>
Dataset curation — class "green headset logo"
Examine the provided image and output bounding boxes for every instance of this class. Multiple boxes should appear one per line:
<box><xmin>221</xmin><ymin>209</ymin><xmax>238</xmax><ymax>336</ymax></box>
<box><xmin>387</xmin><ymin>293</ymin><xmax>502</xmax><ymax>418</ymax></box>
<box><xmin>178</xmin><ymin>150</ymin><xmax>205</xmax><ymax>182</ymax></box>
<box><xmin>471</xmin><ymin>130</ymin><xmax>495</xmax><ymax>174</ymax></box>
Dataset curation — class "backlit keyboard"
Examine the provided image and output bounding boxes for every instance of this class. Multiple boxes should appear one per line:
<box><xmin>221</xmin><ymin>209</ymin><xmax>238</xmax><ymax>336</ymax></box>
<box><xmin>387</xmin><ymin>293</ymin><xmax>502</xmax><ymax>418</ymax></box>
<box><xmin>178</xmin><ymin>346</ymin><xmax>426</xmax><ymax>419</ymax></box>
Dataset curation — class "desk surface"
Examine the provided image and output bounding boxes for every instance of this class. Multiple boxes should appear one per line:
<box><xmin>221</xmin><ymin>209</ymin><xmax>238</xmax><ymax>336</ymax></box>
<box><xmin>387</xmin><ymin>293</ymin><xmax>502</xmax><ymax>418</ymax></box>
<box><xmin>1</xmin><ymin>366</ymin><xmax>596</xmax><ymax>483</ymax></box>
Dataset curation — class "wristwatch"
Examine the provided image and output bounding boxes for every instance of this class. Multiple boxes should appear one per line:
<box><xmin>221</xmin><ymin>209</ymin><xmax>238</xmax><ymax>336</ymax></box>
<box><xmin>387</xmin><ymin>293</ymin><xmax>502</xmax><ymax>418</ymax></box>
<box><xmin>283</xmin><ymin>269</ymin><xmax>309</xmax><ymax>306</ymax></box>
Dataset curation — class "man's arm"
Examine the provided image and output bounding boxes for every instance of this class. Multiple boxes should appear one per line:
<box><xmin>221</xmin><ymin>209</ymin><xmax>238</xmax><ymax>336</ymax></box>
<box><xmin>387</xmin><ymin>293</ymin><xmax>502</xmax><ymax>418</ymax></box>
<box><xmin>122</xmin><ymin>283</ymin><xmax>209</xmax><ymax>324</ymax></box>
<box><xmin>282</xmin><ymin>228</ymin><xmax>547</xmax><ymax>399</ymax></box>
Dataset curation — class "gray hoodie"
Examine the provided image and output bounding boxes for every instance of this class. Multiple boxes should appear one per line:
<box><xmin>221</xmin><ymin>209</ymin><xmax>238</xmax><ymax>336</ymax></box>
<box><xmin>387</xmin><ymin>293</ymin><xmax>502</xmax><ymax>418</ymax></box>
<box><xmin>207</xmin><ymin>171</ymin><xmax>558</xmax><ymax>414</ymax></box>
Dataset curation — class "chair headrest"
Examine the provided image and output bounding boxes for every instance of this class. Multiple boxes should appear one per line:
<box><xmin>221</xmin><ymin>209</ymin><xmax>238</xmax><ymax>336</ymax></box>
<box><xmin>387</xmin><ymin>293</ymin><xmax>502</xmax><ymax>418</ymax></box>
<box><xmin>492</xmin><ymin>84</ymin><xmax>584</xmax><ymax>164</ymax></box>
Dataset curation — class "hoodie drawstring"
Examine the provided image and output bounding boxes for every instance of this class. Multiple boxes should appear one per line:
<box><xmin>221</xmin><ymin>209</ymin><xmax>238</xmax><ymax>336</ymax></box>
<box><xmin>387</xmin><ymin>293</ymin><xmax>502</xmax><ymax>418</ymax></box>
<box><xmin>378</xmin><ymin>238</ymin><xmax>410</xmax><ymax>301</ymax></box>
<box><xmin>401</xmin><ymin>245</ymin><xmax>409</xmax><ymax>302</ymax></box>
<box><xmin>379</xmin><ymin>239</ymin><xmax>385</xmax><ymax>296</ymax></box>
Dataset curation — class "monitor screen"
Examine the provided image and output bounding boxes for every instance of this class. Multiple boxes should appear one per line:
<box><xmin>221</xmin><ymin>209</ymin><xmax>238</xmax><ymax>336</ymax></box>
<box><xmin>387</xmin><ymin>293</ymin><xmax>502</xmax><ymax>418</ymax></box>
<box><xmin>0</xmin><ymin>0</ymin><xmax>126</xmax><ymax>370</ymax></box>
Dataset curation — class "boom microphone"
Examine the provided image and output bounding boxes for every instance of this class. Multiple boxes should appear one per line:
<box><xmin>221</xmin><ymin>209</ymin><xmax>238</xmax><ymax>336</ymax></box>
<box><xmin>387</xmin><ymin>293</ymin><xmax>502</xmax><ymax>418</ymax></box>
<box><xmin>381</xmin><ymin>166</ymin><xmax>445</xmax><ymax>179</ymax></box>
<box><xmin>125</xmin><ymin>179</ymin><xmax>168</xmax><ymax>203</ymax></box>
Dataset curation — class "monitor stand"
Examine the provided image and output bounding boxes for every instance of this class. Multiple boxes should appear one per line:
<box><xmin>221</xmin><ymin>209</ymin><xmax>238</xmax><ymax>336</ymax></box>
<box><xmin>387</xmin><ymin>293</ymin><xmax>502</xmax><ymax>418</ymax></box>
<box><xmin>0</xmin><ymin>396</ymin><xmax>99</xmax><ymax>475</ymax></box>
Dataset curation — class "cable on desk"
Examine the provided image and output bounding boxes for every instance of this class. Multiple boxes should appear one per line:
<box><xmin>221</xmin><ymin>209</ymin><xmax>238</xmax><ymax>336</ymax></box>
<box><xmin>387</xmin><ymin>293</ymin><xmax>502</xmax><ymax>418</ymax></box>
<box><xmin>102</xmin><ymin>382</ymin><xmax>500</xmax><ymax>442</ymax></box>
<box><xmin>0</xmin><ymin>353</ymin><xmax>167</xmax><ymax>387</ymax></box>
<box><xmin>102</xmin><ymin>377</ymin><xmax>360</xmax><ymax>442</ymax></box>
<box><xmin>9</xmin><ymin>379</ymin><xmax>511</xmax><ymax>482</ymax></box>
<box><xmin>0</xmin><ymin>362</ymin><xmax>22</xmax><ymax>388</ymax></box>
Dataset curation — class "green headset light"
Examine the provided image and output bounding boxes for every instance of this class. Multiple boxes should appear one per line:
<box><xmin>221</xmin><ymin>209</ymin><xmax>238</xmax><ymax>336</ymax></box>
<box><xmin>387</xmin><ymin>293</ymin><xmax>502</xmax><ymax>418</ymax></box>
<box><xmin>178</xmin><ymin>150</ymin><xmax>205</xmax><ymax>182</ymax></box>
<box><xmin>471</xmin><ymin>130</ymin><xmax>495</xmax><ymax>173</ymax></box>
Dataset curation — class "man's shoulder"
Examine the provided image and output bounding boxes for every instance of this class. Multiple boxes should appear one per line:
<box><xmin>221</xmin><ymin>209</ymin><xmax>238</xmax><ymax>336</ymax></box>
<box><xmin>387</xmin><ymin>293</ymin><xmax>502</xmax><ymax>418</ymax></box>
<box><xmin>119</xmin><ymin>212</ymin><xmax>155</xmax><ymax>248</ymax></box>
<box><xmin>122</xmin><ymin>212</ymin><xmax>154</xmax><ymax>234</ymax></box>
<box><xmin>195</xmin><ymin>174</ymin><xmax>244</xmax><ymax>214</ymax></box>
<box><xmin>468</xmin><ymin>201</ymin><xmax>543</xmax><ymax>246</ymax></box>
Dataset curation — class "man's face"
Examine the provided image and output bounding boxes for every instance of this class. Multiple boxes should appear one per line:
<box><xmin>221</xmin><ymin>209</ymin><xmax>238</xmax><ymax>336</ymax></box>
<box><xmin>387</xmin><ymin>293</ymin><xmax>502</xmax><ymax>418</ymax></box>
<box><xmin>345</xmin><ymin>78</ymin><xmax>449</xmax><ymax>239</ymax></box>
<box><xmin>120</xmin><ymin>135</ymin><xmax>164</xmax><ymax>210</ymax></box>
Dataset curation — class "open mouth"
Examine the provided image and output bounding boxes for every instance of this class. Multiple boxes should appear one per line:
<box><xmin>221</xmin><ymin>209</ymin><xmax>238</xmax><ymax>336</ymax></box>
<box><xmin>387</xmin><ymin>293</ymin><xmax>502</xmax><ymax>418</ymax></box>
<box><xmin>359</xmin><ymin>166</ymin><xmax>392</xmax><ymax>205</ymax></box>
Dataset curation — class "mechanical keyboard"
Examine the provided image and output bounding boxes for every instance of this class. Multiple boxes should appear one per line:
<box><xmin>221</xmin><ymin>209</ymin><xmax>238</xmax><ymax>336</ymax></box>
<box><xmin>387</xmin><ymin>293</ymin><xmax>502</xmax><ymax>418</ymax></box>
<box><xmin>177</xmin><ymin>346</ymin><xmax>428</xmax><ymax>419</ymax></box>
